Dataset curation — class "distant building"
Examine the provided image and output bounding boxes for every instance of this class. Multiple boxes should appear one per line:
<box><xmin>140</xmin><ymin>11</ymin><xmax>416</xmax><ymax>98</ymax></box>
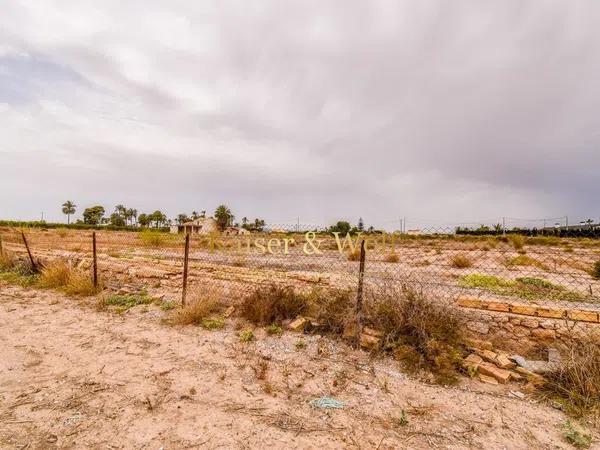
<box><xmin>406</xmin><ymin>229</ymin><xmax>422</xmax><ymax>236</ymax></box>
<box><xmin>171</xmin><ymin>217</ymin><xmax>219</xmax><ymax>234</ymax></box>
<box><xmin>223</xmin><ymin>226</ymin><xmax>251</xmax><ymax>236</ymax></box>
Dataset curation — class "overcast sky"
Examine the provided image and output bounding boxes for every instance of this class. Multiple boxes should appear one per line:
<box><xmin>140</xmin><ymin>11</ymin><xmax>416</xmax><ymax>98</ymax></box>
<box><xmin>1</xmin><ymin>1</ymin><xmax>599</xmax><ymax>230</ymax></box>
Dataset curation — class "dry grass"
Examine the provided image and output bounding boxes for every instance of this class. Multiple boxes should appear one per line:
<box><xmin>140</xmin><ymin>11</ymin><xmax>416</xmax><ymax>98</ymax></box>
<box><xmin>38</xmin><ymin>261</ymin><xmax>101</xmax><ymax>296</ymax></box>
<box><xmin>505</xmin><ymin>255</ymin><xmax>548</xmax><ymax>271</ymax></box>
<box><xmin>347</xmin><ymin>248</ymin><xmax>361</xmax><ymax>261</ymax></box>
<box><xmin>508</xmin><ymin>234</ymin><xmax>526</xmax><ymax>250</ymax></box>
<box><xmin>306</xmin><ymin>289</ymin><xmax>353</xmax><ymax>334</ymax></box>
<box><xmin>240</xmin><ymin>284</ymin><xmax>308</xmax><ymax>325</ymax></box>
<box><xmin>450</xmin><ymin>254</ymin><xmax>473</xmax><ymax>269</ymax></box>
<box><xmin>383</xmin><ymin>253</ymin><xmax>399</xmax><ymax>263</ymax></box>
<box><xmin>0</xmin><ymin>251</ymin><xmax>17</xmax><ymax>271</ymax></box>
<box><xmin>542</xmin><ymin>338</ymin><xmax>600</xmax><ymax>419</ymax></box>
<box><xmin>592</xmin><ymin>261</ymin><xmax>600</xmax><ymax>280</ymax></box>
<box><xmin>167</xmin><ymin>296</ymin><xmax>223</xmax><ymax>326</ymax></box>
<box><xmin>363</xmin><ymin>286</ymin><xmax>466</xmax><ymax>384</ymax></box>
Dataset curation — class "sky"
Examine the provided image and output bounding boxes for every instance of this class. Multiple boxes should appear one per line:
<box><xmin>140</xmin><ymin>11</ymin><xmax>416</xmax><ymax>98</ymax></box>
<box><xmin>1</xmin><ymin>1</ymin><xmax>599</xmax><ymax>231</ymax></box>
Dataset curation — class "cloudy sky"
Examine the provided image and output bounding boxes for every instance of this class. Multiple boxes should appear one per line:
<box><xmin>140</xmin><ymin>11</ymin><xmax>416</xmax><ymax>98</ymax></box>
<box><xmin>1</xmin><ymin>1</ymin><xmax>599</xmax><ymax>230</ymax></box>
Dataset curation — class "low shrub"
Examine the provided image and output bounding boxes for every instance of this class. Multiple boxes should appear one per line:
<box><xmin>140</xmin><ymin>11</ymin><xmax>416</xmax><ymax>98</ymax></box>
<box><xmin>138</xmin><ymin>230</ymin><xmax>175</xmax><ymax>247</ymax></box>
<box><xmin>505</xmin><ymin>255</ymin><xmax>548</xmax><ymax>270</ymax></box>
<box><xmin>363</xmin><ymin>286</ymin><xmax>466</xmax><ymax>384</ymax></box>
<box><xmin>542</xmin><ymin>338</ymin><xmax>600</xmax><ymax>418</ymax></box>
<box><xmin>0</xmin><ymin>251</ymin><xmax>17</xmax><ymax>271</ymax></box>
<box><xmin>166</xmin><ymin>296</ymin><xmax>223</xmax><ymax>325</ymax></box>
<box><xmin>240</xmin><ymin>284</ymin><xmax>308</xmax><ymax>325</ymax></box>
<box><xmin>38</xmin><ymin>261</ymin><xmax>101</xmax><ymax>296</ymax></box>
<box><xmin>239</xmin><ymin>329</ymin><xmax>254</xmax><ymax>342</ymax></box>
<box><xmin>592</xmin><ymin>261</ymin><xmax>600</xmax><ymax>280</ymax></box>
<box><xmin>450</xmin><ymin>254</ymin><xmax>473</xmax><ymax>269</ymax></box>
<box><xmin>508</xmin><ymin>234</ymin><xmax>525</xmax><ymax>250</ymax></box>
<box><xmin>383</xmin><ymin>253</ymin><xmax>399</xmax><ymax>263</ymax></box>
<box><xmin>347</xmin><ymin>248</ymin><xmax>361</xmax><ymax>261</ymax></box>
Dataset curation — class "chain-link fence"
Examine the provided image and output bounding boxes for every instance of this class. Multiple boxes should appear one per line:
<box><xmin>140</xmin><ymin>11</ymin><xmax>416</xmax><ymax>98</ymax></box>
<box><xmin>1</xmin><ymin>224</ymin><xmax>599</xmax><ymax>349</ymax></box>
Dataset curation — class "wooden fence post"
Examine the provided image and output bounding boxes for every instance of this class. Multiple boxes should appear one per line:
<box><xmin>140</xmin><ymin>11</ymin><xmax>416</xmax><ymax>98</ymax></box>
<box><xmin>21</xmin><ymin>231</ymin><xmax>38</xmax><ymax>273</ymax></box>
<box><xmin>0</xmin><ymin>233</ymin><xmax>3</xmax><ymax>256</ymax></box>
<box><xmin>354</xmin><ymin>239</ymin><xmax>366</xmax><ymax>345</ymax></box>
<box><xmin>92</xmin><ymin>232</ymin><xmax>98</xmax><ymax>288</ymax></box>
<box><xmin>182</xmin><ymin>233</ymin><xmax>191</xmax><ymax>306</ymax></box>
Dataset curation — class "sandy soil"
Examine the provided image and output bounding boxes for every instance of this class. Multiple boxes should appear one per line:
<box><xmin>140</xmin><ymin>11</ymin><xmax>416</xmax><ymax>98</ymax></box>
<box><xmin>0</xmin><ymin>283</ymin><xmax>596</xmax><ymax>449</ymax></box>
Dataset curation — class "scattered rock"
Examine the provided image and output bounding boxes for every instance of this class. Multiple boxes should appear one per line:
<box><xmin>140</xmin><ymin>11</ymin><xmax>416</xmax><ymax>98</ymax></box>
<box><xmin>479</xmin><ymin>374</ymin><xmax>499</xmax><ymax>385</ymax></box>
<box><xmin>224</xmin><ymin>306</ymin><xmax>235</xmax><ymax>318</ymax></box>
<box><xmin>360</xmin><ymin>333</ymin><xmax>381</xmax><ymax>350</ymax></box>
<box><xmin>509</xmin><ymin>391</ymin><xmax>526</xmax><ymax>400</ymax></box>
<box><xmin>478</xmin><ymin>363</ymin><xmax>511</xmax><ymax>384</ymax></box>
<box><xmin>288</xmin><ymin>317</ymin><xmax>309</xmax><ymax>332</ymax></box>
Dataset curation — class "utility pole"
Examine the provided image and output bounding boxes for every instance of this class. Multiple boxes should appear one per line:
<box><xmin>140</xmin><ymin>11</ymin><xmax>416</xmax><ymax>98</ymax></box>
<box><xmin>296</xmin><ymin>217</ymin><xmax>300</xmax><ymax>233</ymax></box>
<box><xmin>565</xmin><ymin>216</ymin><xmax>569</xmax><ymax>229</ymax></box>
<box><xmin>403</xmin><ymin>217</ymin><xmax>406</xmax><ymax>233</ymax></box>
<box><xmin>502</xmin><ymin>217</ymin><xmax>506</xmax><ymax>236</ymax></box>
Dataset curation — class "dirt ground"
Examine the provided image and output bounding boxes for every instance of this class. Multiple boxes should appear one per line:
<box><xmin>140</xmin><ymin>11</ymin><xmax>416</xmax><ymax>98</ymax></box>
<box><xmin>0</xmin><ymin>283</ymin><xmax>596</xmax><ymax>450</ymax></box>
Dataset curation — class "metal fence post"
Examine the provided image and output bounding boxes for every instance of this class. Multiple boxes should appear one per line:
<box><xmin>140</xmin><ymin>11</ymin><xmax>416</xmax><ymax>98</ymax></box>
<box><xmin>355</xmin><ymin>239</ymin><xmax>366</xmax><ymax>345</ymax></box>
<box><xmin>92</xmin><ymin>232</ymin><xmax>98</xmax><ymax>288</ymax></box>
<box><xmin>21</xmin><ymin>231</ymin><xmax>38</xmax><ymax>273</ymax></box>
<box><xmin>182</xmin><ymin>233</ymin><xmax>191</xmax><ymax>306</ymax></box>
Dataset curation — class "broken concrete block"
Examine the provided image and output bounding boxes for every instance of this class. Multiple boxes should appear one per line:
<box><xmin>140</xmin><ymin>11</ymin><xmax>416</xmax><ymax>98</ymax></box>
<box><xmin>464</xmin><ymin>353</ymin><xmax>484</xmax><ymax>365</ymax></box>
<box><xmin>477</xmin><ymin>349</ymin><xmax>498</xmax><ymax>364</ymax></box>
<box><xmin>495</xmin><ymin>354</ymin><xmax>517</xmax><ymax>370</ymax></box>
<box><xmin>223</xmin><ymin>306</ymin><xmax>235</xmax><ymax>318</ymax></box>
<box><xmin>362</xmin><ymin>326</ymin><xmax>384</xmax><ymax>338</ymax></box>
<box><xmin>288</xmin><ymin>317</ymin><xmax>309</xmax><ymax>332</ymax></box>
<box><xmin>359</xmin><ymin>333</ymin><xmax>381</xmax><ymax>350</ymax></box>
<box><xmin>479</xmin><ymin>374</ymin><xmax>499</xmax><ymax>385</ymax></box>
<box><xmin>478</xmin><ymin>363</ymin><xmax>512</xmax><ymax>384</ymax></box>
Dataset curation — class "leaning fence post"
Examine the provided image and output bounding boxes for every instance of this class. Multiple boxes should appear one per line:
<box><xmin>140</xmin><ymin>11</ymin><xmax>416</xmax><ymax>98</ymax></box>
<box><xmin>92</xmin><ymin>232</ymin><xmax>98</xmax><ymax>288</ymax></box>
<box><xmin>182</xmin><ymin>233</ymin><xmax>191</xmax><ymax>306</ymax></box>
<box><xmin>21</xmin><ymin>231</ymin><xmax>38</xmax><ymax>273</ymax></box>
<box><xmin>354</xmin><ymin>239</ymin><xmax>366</xmax><ymax>345</ymax></box>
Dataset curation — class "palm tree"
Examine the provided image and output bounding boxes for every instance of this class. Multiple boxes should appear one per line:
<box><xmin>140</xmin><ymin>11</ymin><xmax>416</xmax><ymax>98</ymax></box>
<box><xmin>115</xmin><ymin>204</ymin><xmax>126</xmax><ymax>221</ymax></box>
<box><xmin>62</xmin><ymin>201</ymin><xmax>76</xmax><ymax>224</ymax></box>
<box><xmin>214</xmin><ymin>205</ymin><xmax>233</xmax><ymax>230</ymax></box>
<box><xmin>191</xmin><ymin>211</ymin><xmax>199</xmax><ymax>220</ymax></box>
<box><xmin>200</xmin><ymin>210</ymin><xmax>206</xmax><ymax>218</ymax></box>
<box><xmin>131</xmin><ymin>209</ymin><xmax>138</xmax><ymax>226</ymax></box>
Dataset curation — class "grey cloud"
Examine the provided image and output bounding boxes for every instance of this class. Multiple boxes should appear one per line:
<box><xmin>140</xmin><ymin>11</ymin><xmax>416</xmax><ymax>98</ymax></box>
<box><xmin>0</xmin><ymin>1</ymin><xmax>599</xmax><ymax>227</ymax></box>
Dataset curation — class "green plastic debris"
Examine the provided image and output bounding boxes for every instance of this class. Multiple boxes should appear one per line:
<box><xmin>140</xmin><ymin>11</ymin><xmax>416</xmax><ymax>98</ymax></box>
<box><xmin>309</xmin><ymin>397</ymin><xmax>346</xmax><ymax>409</ymax></box>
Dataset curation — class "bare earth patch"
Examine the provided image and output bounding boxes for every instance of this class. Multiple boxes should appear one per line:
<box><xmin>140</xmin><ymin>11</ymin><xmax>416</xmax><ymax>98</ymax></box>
<box><xmin>0</xmin><ymin>283</ymin><xmax>593</xmax><ymax>449</ymax></box>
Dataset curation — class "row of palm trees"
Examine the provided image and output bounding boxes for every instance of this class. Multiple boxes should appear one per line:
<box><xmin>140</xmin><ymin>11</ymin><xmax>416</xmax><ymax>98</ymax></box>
<box><xmin>61</xmin><ymin>201</ymin><xmax>263</xmax><ymax>230</ymax></box>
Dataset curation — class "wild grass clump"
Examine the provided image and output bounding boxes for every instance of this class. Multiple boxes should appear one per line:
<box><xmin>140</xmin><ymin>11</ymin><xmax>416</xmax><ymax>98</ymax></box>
<box><xmin>166</xmin><ymin>296</ymin><xmax>223</xmax><ymax>325</ymax></box>
<box><xmin>138</xmin><ymin>230</ymin><xmax>174</xmax><ymax>247</ymax></box>
<box><xmin>542</xmin><ymin>338</ymin><xmax>600</xmax><ymax>419</ymax></box>
<box><xmin>38</xmin><ymin>261</ymin><xmax>101</xmax><ymax>296</ymax></box>
<box><xmin>105</xmin><ymin>291</ymin><xmax>157</xmax><ymax>311</ymax></box>
<box><xmin>592</xmin><ymin>261</ymin><xmax>600</xmax><ymax>280</ymax></box>
<box><xmin>38</xmin><ymin>261</ymin><xmax>72</xmax><ymax>288</ymax></box>
<box><xmin>383</xmin><ymin>253</ymin><xmax>399</xmax><ymax>263</ymax></box>
<box><xmin>459</xmin><ymin>274</ymin><xmax>586</xmax><ymax>302</ymax></box>
<box><xmin>306</xmin><ymin>288</ymin><xmax>353</xmax><ymax>334</ymax></box>
<box><xmin>364</xmin><ymin>287</ymin><xmax>465</xmax><ymax>384</ymax></box>
<box><xmin>0</xmin><ymin>251</ymin><xmax>19</xmax><ymax>272</ymax></box>
<box><xmin>347</xmin><ymin>248</ymin><xmax>361</xmax><ymax>261</ymax></box>
<box><xmin>450</xmin><ymin>254</ymin><xmax>473</xmax><ymax>269</ymax></box>
<box><xmin>505</xmin><ymin>255</ymin><xmax>548</xmax><ymax>270</ymax></box>
<box><xmin>240</xmin><ymin>284</ymin><xmax>308</xmax><ymax>325</ymax></box>
<box><xmin>508</xmin><ymin>234</ymin><xmax>525</xmax><ymax>250</ymax></box>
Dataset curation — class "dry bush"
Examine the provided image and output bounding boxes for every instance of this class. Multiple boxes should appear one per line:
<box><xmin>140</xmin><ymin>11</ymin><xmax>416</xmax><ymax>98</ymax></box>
<box><xmin>306</xmin><ymin>288</ymin><xmax>353</xmax><ymax>334</ymax></box>
<box><xmin>383</xmin><ymin>253</ymin><xmax>399</xmax><ymax>263</ymax></box>
<box><xmin>592</xmin><ymin>261</ymin><xmax>600</xmax><ymax>280</ymax></box>
<box><xmin>542</xmin><ymin>338</ymin><xmax>600</xmax><ymax>418</ymax></box>
<box><xmin>38</xmin><ymin>261</ymin><xmax>100</xmax><ymax>296</ymax></box>
<box><xmin>363</xmin><ymin>286</ymin><xmax>466</xmax><ymax>384</ymax></box>
<box><xmin>508</xmin><ymin>234</ymin><xmax>525</xmax><ymax>250</ymax></box>
<box><xmin>240</xmin><ymin>284</ymin><xmax>308</xmax><ymax>325</ymax></box>
<box><xmin>64</xmin><ymin>272</ymin><xmax>101</xmax><ymax>296</ymax></box>
<box><xmin>0</xmin><ymin>251</ymin><xmax>17</xmax><ymax>271</ymax></box>
<box><xmin>138</xmin><ymin>230</ymin><xmax>174</xmax><ymax>247</ymax></box>
<box><xmin>347</xmin><ymin>248</ymin><xmax>361</xmax><ymax>261</ymax></box>
<box><xmin>38</xmin><ymin>261</ymin><xmax>72</xmax><ymax>288</ymax></box>
<box><xmin>450</xmin><ymin>254</ymin><xmax>473</xmax><ymax>269</ymax></box>
<box><xmin>167</xmin><ymin>296</ymin><xmax>223</xmax><ymax>326</ymax></box>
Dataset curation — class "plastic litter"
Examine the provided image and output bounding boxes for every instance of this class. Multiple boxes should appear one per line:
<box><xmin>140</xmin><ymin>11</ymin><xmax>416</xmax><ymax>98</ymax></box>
<box><xmin>309</xmin><ymin>397</ymin><xmax>346</xmax><ymax>409</ymax></box>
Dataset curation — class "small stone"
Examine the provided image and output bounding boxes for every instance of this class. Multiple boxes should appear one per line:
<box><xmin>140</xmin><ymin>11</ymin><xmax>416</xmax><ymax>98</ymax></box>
<box><xmin>359</xmin><ymin>333</ymin><xmax>381</xmax><ymax>350</ymax></box>
<box><xmin>478</xmin><ymin>363</ymin><xmax>512</xmax><ymax>384</ymax></box>
<box><xmin>288</xmin><ymin>317</ymin><xmax>309</xmax><ymax>332</ymax></box>
<box><xmin>479</xmin><ymin>374</ymin><xmax>499</xmax><ymax>385</ymax></box>
<box><xmin>224</xmin><ymin>306</ymin><xmax>235</xmax><ymax>318</ymax></box>
<box><xmin>509</xmin><ymin>390</ymin><xmax>526</xmax><ymax>400</ymax></box>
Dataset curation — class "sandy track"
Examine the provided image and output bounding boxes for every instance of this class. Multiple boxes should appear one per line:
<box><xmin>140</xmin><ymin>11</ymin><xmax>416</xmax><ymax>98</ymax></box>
<box><xmin>0</xmin><ymin>283</ymin><xmax>590</xmax><ymax>449</ymax></box>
